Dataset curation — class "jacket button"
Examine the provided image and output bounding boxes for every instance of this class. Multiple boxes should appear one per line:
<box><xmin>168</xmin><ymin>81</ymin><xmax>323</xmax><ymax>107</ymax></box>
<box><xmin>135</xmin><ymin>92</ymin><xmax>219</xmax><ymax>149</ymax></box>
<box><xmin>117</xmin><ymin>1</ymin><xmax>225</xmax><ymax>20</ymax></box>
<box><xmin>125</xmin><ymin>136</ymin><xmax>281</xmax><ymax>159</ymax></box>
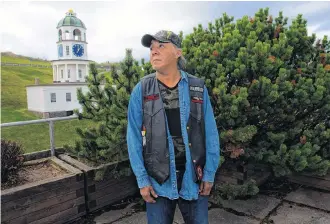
<box><xmin>189</xmin><ymin>143</ymin><xmax>192</xmax><ymax>147</ymax></box>
<box><xmin>193</xmin><ymin>160</ymin><xmax>196</xmax><ymax>163</ymax></box>
<box><xmin>186</xmin><ymin>126</ymin><xmax>189</xmax><ymax>130</ymax></box>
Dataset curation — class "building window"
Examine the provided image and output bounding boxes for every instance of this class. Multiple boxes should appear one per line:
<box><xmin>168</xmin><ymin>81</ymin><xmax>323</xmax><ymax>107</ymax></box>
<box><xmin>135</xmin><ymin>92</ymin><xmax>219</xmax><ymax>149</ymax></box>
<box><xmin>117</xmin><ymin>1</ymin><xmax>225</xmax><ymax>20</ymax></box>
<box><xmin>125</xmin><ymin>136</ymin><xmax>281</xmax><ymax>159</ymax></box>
<box><xmin>78</xmin><ymin>69</ymin><xmax>82</xmax><ymax>78</ymax></box>
<box><xmin>73</xmin><ymin>29</ymin><xmax>81</xmax><ymax>41</ymax></box>
<box><xmin>51</xmin><ymin>93</ymin><xmax>56</xmax><ymax>102</ymax></box>
<box><xmin>66</xmin><ymin>93</ymin><xmax>71</xmax><ymax>102</ymax></box>
<box><xmin>66</xmin><ymin>46</ymin><xmax>69</xmax><ymax>55</ymax></box>
<box><xmin>68</xmin><ymin>69</ymin><xmax>70</xmax><ymax>78</ymax></box>
<box><xmin>61</xmin><ymin>70</ymin><xmax>64</xmax><ymax>78</ymax></box>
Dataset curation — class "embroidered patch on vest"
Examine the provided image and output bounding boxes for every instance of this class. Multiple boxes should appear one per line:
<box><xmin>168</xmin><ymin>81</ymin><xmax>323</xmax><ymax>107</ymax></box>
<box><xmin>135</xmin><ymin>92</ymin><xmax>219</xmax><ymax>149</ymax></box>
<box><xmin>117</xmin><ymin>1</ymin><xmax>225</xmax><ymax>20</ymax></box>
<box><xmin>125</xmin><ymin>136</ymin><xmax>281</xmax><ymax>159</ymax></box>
<box><xmin>197</xmin><ymin>165</ymin><xmax>203</xmax><ymax>181</ymax></box>
<box><xmin>144</xmin><ymin>94</ymin><xmax>159</xmax><ymax>102</ymax></box>
<box><xmin>191</xmin><ymin>96</ymin><xmax>203</xmax><ymax>104</ymax></box>
<box><xmin>190</xmin><ymin>85</ymin><xmax>204</xmax><ymax>93</ymax></box>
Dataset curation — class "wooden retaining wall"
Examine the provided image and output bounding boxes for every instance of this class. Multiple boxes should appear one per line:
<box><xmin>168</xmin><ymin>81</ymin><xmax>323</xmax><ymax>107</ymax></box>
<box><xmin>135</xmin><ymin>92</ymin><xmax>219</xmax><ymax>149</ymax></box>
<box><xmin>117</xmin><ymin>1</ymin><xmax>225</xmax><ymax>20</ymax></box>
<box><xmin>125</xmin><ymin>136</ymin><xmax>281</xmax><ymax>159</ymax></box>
<box><xmin>287</xmin><ymin>171</ymin><xmax>330</xmax><ymax>191</ymax></box>
<box><xmin>215</xmin><ymin>161</ymin><xmax>271</xmax><ymax>186</ymax></box>
<box><xmin>59</xmin><ymin>154</ymin><xmax>139</xmax><ymax>213</ymax></box>
<box><xmin>1</xmin><ymin>157</ymin><xmax>85</xmax><ymax>224</ymax></box>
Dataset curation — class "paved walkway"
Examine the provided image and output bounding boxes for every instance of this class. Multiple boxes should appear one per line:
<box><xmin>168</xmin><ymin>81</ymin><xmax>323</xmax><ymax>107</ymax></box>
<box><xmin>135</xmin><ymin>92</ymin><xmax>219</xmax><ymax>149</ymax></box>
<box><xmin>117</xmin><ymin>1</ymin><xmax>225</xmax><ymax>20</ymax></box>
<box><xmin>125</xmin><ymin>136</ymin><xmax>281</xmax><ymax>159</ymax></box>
<box><xmin>84</xmin><ymin>186</ymin><xmax>330</xmax><ymax>224</ymax></box>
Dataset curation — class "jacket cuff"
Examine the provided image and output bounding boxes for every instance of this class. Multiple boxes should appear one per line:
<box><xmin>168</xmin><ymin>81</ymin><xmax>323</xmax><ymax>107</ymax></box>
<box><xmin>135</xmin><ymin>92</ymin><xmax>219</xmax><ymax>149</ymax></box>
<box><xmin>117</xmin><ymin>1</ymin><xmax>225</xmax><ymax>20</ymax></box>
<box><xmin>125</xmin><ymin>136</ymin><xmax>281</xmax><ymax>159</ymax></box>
<box><xmin>136</xmin><ymin>175</ymin><xmax>151</xmax><ymax>188</ymax></box>
<box><xmin>202</xmin><ymin>170</ymin><xmax>216</xmax><ymax>183</ymax></box>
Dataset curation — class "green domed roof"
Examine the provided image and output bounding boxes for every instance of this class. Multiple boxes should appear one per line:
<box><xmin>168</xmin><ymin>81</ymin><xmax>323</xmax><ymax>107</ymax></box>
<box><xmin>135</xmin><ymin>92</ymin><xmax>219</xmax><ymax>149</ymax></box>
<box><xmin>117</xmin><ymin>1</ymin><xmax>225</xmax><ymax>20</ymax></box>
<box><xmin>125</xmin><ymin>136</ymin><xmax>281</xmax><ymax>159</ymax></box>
<box><xmin>57</xmin><ymin>10</ymin><xmax>86</xmax><ymax>29</ymax></box>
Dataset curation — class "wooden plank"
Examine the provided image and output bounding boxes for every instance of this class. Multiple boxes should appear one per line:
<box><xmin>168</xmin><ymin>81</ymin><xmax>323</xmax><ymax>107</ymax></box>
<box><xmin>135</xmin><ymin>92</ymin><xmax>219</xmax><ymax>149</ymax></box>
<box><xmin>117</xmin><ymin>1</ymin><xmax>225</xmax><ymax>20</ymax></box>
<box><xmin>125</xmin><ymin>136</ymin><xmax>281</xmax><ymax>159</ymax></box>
<box><xmin>219</xmin><ymin>169</ymin><xmax>246</xmax><ymax>180</ymax></box>
<box><xmin>4</xmin><ymin>197</ymin><xmax>86</xmax><ymax>223</ymax></box>
<box><xmin>3</xmin><ymin>191</ymin><xmax>84</xmax><ymax>221</ymax></box>
<box><xmin>288</xmin><ymin>174</ymin><xmax>330</xmax><ymax>191</ymax></box>
<box><xmin>29</xmin><ymin>207</ymin><xmax>79</xmax><ymax>224</ymax></box>
<box><xmin>299</xmin><ymin>172</ymin><xmax>330</xmax><ymax>181</ymax></box>
<box><xmin>58</xmin><ymin>154</ymin><xmax>93</xmax><ymax>172</ymax></box>
<box><xmin>22</xmin><ymin>148</ymin><xmax>65</xmax><ymax>161</ymax></box>
<box><xmin>53</xmin><ymin>211</ymin><xmax>85</xmax><ymax>224</ymax></box>
<box><xmin>89</xmin><ymin>189</ymin><xmax>137</xmax><ymax>213</ymax></box>
<box><xmin>50</xmin><ymin>157</ymin><xmax>83</xmax><ymax>175</ymax></box>
<box><xmin>93</xmin><ymin>175</ymin><xmax>137</xmax><ymax>191</ymax></box>
<box><xmin>2</xmin><ymin>180</ymin><xmax>84</xmax><ymax>212</ymax></box>
<box><xmin>23</xmin><ymin>157</ymin><xmax>50</xmax><ymax>166</ymax></box>
<box><xmin>1</xmin><ymin>174</ymin><xmax>76</xmax><ymax>203</ymax></box>
<box><xmin>89</xmin><ymin>179</ymin><xmax>138</xmax><ymax>201</ymax></box>
<box><xmin>214</xmin><ymin>174</ymin><xmax>237</xmax><ymax>185</ymax></box>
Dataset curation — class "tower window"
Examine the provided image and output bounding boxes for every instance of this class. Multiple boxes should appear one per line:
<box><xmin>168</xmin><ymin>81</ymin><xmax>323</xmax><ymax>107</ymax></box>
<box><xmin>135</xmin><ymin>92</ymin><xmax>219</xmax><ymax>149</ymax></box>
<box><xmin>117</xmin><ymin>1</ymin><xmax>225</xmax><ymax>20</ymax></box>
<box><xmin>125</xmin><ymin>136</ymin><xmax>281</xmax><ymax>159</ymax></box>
<box><xmin>61</xmin><ymin>70</ymin><xmax>64</xmax><ymax>78</ymax></box>
<box><xmin>51</xmin><ymin>93</ymin><xmax>56</xmax><ymax>102</ymax></box>
<box><xmin>73</xmin><ymin>29</ymin><xmax>81</xmax><ymax>41</ymax></box>
<box><xmin>78</xmin><ymin>69</ymin><xmax>82</xmax><ymax>78</ymax></box>
<box><xmin>66</xmin><ymin>46</ymin><xmax>69</xmax><ymax>55</ymax></box>
<box><xmin>68</xmin><ymin>69</ymin><xmax>70</xmax><ymax>78</ymax></box>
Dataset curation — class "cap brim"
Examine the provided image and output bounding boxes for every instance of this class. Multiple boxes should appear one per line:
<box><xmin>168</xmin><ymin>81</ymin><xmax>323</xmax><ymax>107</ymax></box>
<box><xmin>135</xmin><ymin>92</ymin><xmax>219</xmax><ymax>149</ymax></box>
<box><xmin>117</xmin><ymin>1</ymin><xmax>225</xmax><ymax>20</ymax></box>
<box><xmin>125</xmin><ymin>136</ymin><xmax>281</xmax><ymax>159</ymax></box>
<box><xmin>141</xmin><ymin>34</ymin><xmax>170</xmax><ymax>48</ymax></box>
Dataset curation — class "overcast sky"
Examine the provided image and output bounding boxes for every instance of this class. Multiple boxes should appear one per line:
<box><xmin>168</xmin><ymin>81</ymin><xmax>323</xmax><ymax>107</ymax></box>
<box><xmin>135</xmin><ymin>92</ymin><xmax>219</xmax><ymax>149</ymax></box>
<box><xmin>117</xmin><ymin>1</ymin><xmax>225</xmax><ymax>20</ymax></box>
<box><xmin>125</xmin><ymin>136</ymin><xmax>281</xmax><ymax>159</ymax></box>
<box><xmin>1</xmin><ymin>1</ymin><xmax>330</xmax><ymax>63</ymax></box>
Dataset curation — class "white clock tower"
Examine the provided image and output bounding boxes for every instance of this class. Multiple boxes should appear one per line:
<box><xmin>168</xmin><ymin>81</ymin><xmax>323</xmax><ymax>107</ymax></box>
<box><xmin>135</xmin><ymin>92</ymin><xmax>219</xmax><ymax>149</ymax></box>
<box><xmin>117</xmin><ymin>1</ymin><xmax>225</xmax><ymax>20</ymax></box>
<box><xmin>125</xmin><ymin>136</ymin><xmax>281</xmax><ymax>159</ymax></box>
<box><xmin>51</xmin><ymin>9</ymin><xmax>90</xmax><ymax>83</ymax></box>
<box><xmin>26</xmin><ymin>9</ymin><xmax>94</xmax><ymax>118</ymax></box>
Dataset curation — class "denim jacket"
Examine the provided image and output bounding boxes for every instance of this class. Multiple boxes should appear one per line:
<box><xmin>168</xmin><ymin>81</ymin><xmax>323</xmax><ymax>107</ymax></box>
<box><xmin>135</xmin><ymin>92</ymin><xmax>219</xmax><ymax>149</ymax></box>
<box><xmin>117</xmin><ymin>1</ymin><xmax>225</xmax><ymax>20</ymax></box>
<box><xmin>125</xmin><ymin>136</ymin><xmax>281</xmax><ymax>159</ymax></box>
<box><xmin>127</xmin><ymin>70</ymin><xmax>220</xmax><ymax>200</ymax></box>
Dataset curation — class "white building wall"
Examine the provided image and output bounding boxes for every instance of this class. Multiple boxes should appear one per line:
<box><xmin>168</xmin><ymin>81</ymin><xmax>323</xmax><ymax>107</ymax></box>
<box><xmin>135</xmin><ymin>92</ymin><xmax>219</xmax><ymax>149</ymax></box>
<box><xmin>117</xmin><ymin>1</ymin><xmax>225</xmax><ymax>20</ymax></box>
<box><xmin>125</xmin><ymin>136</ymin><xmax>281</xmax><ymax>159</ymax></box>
<box><xmin>27</xmin><ymin>84</ymin><xmax>107</xmax><ymax>114</ymax></box>
<box><xmin>42</xmin><ymin>85</ymin><xmax>90</xmax><ymax>112</ymax></box>
<box><xmin>26</xmin><ymin>87</ymin><xmax>46</xmax><ymax>112</ymax></box>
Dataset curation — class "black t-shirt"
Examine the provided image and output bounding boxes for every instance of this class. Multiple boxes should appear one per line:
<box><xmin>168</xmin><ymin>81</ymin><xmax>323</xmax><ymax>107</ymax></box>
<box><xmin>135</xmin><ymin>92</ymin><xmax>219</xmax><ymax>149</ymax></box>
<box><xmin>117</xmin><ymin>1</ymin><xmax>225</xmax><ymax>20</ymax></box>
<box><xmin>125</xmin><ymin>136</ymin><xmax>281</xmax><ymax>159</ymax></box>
<box><xmin>157</xmin><ymin>79</ymin><xmax>186</xmax><ymax>172</ymax></box>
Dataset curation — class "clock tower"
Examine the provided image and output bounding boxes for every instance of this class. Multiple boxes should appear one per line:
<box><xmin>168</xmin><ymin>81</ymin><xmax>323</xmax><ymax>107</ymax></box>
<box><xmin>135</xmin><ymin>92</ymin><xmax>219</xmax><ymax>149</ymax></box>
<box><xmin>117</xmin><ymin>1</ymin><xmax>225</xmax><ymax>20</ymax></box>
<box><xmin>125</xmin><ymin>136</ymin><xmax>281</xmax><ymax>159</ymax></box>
<box><xmin>51</xmin><ymin>9</ymin><xmax>90</xmax><ymax>83</ymax></box>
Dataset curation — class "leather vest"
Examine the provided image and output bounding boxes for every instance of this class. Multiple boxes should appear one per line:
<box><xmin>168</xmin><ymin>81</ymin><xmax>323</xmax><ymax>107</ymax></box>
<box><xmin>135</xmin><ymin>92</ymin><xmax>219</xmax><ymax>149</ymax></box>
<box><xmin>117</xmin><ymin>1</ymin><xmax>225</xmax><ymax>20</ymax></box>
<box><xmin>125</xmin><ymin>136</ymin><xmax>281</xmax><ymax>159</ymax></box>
<box><xmin>141</xmin><ymin>73</ymin><xmax>206</xmax><ymax>185</ymax></box>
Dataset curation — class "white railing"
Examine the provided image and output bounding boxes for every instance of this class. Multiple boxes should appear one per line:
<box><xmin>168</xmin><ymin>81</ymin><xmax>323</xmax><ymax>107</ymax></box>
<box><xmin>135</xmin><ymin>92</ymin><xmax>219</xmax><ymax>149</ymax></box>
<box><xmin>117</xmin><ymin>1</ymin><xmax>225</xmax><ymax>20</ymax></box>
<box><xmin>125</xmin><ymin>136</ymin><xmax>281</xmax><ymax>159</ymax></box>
<box><xmin>1</xmin><ymin>115</ymin><xmax>78</xmax><ymax>156</ymax></box>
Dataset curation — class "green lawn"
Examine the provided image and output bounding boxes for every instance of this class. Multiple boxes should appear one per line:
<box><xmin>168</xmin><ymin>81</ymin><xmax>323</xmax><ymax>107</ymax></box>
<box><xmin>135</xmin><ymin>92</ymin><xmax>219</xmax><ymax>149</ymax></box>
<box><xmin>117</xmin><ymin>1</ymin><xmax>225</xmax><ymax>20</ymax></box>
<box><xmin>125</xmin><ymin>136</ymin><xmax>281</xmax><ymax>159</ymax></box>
<box><xmin>1</xmin><ymin>55</ymin><xmax>51</xmax><ymax>66</ymax></box>
<box><xmin>1</xmin><ymin>57</ymin><xmax>95</xmax><ymax>153</ymax></box>
<box><xmin>1</xmin><ymin>119</ymin><xmax>95</xmax><ymax>153</ymax></box>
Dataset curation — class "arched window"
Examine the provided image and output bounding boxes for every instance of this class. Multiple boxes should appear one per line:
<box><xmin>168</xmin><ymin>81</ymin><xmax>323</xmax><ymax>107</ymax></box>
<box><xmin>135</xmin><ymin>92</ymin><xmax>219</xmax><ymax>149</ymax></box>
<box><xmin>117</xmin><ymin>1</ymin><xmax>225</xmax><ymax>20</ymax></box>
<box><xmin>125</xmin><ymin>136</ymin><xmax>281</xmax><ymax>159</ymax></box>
<box><xmin>84</xmin><ymin>33</ymin><xmax>86</xmax><ymax>41</ymax></box>
<box><xmin>65</xmin><ymin>30</ymin><xmax>70</xmax><ymax>40</ymax></box>
<box><xmin>58</xmin><ymin>30</ymin><xmax>62</xmax><ymax>41</ymax></box>
<box><xmin>73</xmin><ymin>29</ymin><xmax>81</xmax><ymax>41</ymax></box>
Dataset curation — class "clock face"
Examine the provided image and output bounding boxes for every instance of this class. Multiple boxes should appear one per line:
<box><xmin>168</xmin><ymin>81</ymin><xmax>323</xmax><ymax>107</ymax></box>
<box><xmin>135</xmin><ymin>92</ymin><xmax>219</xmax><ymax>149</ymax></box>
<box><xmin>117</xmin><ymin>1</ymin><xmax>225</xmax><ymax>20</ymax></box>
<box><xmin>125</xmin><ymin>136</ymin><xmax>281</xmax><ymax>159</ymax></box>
<box><xmin>72</xmin><ymin>44</ymin><xmax>84</xmax><ymax>57</ymax></box>
<box><xmin>58</xmin><ymin>45</ymin><xmax>63</xmax><ymax>57</ymax></box>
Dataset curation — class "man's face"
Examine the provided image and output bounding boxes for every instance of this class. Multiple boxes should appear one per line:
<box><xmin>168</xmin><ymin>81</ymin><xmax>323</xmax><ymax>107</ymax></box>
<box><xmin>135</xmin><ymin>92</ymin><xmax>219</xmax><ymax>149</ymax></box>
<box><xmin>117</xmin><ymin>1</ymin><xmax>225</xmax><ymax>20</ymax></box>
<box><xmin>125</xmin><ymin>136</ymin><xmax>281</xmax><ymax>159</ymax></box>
<box><xmin>149</xmin><ymin>40</ymin><xmax>182</xmax><ymax>71</ymax></box>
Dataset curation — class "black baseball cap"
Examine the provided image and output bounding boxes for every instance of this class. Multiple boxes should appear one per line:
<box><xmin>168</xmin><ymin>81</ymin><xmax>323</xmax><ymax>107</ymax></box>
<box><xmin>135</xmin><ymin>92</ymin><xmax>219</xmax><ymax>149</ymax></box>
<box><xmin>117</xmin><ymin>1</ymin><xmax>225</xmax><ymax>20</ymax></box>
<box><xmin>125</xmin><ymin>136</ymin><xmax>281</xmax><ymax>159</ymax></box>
<box><xmin>141</xmin><ymin>30</ymin><xmax>182</xmax><ymax>48</ymax></box>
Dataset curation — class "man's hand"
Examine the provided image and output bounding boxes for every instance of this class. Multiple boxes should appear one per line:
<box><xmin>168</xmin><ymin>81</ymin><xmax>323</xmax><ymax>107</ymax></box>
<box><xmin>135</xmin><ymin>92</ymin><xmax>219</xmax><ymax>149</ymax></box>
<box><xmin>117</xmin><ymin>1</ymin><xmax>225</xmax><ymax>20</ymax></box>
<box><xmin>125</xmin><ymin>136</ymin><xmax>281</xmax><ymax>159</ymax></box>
<box><xmin>199</xmin><ymin>181</ymin><xmax>213</xmax><ymax>196</ymax></box>
<box><xmin>140</xmin><ymin>185</ymin><xmax>158</xmax><ymax>203</ymax></box>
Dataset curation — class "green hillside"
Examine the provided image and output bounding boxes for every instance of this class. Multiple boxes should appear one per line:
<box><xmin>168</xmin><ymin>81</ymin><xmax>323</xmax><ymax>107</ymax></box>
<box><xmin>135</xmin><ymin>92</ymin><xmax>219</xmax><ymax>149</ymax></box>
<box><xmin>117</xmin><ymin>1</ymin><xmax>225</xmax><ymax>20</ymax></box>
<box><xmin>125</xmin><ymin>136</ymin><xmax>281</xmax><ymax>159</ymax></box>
<box><xmin>1</xmin><ymin>54</ymin><xmax>94</xmax><ymax>153</ymax></box>
<box><xmin>1</xmin><ymin>66</ymin><xmax>53</xmax><ymax>110</ymax></box>
<box><xmin>1</xmin><ymin>52</ymin><xmax>51</xmax><ymax>66</ymax></box>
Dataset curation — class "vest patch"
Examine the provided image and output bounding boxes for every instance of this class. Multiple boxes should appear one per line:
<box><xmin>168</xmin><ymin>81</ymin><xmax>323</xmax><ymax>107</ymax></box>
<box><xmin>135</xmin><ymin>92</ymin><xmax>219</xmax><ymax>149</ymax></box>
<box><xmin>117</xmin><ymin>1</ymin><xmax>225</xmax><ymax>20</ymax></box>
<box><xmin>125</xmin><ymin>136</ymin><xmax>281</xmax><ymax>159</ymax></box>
<box><xmin>190</xmin><ymin>85</ymin><xmax>204</xmax><ymax>93</ymax></box>
<box><xmin>144</xmin><ymin>94</ymin><xmax>159</xmax><ymax>102</ymax></box>
<box><xmin>191</xmin><ymin>96</ymin><xmax>203</xmax><ymax>104</ymax></box>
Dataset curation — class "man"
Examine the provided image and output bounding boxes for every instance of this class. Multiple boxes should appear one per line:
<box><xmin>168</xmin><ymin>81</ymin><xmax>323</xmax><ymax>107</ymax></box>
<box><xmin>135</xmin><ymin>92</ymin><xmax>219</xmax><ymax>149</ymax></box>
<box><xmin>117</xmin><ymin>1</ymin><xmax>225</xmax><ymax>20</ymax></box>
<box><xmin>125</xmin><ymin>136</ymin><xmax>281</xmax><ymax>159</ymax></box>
<box><xmin>127</xmin><ymin>30</ymin><xmax>220</xmax><ymax>224</ymax></box>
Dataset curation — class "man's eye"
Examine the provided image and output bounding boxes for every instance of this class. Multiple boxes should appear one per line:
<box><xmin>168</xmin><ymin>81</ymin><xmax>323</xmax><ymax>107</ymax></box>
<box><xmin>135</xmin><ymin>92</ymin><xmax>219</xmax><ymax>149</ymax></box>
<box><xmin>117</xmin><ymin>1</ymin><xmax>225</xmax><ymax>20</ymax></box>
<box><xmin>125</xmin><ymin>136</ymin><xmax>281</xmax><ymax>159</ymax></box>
<box><xmin>159</xmin><ymin>44</ymin><xmax>164</xmax><ymax>48</ymax></box>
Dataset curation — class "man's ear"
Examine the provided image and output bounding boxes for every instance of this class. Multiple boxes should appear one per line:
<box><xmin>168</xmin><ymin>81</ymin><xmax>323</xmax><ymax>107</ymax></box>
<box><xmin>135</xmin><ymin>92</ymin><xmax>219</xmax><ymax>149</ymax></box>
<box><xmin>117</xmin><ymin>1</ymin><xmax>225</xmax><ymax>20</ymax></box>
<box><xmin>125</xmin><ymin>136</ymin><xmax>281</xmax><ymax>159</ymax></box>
<box><xmin>176</xmin><ymin>48</ymin><xmax>182</xmax><ymax>58</ymax></box>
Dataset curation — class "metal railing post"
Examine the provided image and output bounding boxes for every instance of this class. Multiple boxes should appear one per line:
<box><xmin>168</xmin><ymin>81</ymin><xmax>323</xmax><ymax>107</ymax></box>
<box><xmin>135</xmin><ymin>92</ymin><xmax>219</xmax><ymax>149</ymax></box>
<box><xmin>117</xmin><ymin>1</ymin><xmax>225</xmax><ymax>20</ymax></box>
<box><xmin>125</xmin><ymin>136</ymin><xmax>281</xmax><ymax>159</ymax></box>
<box><xmin>1</xmin><ymin>115</ymin><xmax>78</xmax><ymax>154</ymax></box>
<box><xmin>49</xmin><ymin>120</ymin><xmax>55</xmax><ymax>156</ymax></box>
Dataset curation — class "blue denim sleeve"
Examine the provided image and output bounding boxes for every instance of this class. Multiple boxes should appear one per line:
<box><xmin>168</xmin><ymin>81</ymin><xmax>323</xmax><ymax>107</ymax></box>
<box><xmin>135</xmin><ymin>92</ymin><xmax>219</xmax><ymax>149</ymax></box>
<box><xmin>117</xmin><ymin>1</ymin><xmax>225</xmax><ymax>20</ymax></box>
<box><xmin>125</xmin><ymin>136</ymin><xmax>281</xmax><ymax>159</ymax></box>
<box><xmin>127</xmin><ymin>82</ymin><xmax>151</xmax><ymax>188</ymax></box>
<box><xmin>202</xmin><ymin>85</ymin><xmax>220</xmax><ymax>182</ymax></box>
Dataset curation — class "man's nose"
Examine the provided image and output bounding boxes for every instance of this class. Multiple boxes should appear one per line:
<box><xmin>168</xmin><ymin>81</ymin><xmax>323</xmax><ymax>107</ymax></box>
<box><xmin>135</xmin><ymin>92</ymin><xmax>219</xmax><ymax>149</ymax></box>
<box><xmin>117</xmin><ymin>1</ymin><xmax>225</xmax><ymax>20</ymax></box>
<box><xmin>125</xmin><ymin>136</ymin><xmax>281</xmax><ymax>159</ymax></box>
<box><xmin>151</xmin><ymin>48</ymin><xmax>159</xmax><ymax>56</ymax></box>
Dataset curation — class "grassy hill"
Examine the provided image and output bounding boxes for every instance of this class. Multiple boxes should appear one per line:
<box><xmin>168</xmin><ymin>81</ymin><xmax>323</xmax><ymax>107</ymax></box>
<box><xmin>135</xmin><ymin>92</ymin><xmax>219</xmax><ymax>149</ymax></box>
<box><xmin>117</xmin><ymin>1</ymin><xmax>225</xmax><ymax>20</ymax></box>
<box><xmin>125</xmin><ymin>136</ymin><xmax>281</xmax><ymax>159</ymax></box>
<box><xmin>1</xmin><ymin>53</ymin><xmax>95</xmax><ymax>153</ymax></box>
<box><xmin>1</xmin><ymin>52</ymin><xmax>51</xmax><ymax>66</ymax></box>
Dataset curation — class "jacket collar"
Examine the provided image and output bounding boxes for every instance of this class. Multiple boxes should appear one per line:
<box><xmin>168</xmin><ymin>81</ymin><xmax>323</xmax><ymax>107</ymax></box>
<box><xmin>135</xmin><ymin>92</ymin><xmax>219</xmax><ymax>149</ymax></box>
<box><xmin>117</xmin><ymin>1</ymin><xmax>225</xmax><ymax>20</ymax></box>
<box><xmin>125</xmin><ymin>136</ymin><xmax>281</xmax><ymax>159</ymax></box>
<box><xmin>180</xmin><ymin>70</ymin><xmax>188</xmax><ymax>82</ymax></box>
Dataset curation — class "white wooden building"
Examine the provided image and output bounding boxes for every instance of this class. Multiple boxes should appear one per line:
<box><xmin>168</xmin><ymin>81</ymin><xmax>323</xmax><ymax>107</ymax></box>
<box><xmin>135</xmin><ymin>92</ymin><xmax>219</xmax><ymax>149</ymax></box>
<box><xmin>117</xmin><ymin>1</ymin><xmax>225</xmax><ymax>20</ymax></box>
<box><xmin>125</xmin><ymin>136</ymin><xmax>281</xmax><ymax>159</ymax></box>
<box><xmin>26</xmin><ymin>9</ymin><xmax>93</xmax><ymax>118</ymax></box>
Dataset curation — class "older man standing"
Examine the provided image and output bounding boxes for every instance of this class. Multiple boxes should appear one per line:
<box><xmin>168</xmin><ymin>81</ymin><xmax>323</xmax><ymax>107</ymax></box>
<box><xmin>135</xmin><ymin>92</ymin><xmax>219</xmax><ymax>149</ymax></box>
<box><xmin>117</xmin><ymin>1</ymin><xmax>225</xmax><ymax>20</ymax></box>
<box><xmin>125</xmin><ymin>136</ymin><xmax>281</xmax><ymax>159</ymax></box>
<box><xmin>127</xmin><ymin>30</ymin><xmax>220</xmax><ymax>224</ymax></box>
